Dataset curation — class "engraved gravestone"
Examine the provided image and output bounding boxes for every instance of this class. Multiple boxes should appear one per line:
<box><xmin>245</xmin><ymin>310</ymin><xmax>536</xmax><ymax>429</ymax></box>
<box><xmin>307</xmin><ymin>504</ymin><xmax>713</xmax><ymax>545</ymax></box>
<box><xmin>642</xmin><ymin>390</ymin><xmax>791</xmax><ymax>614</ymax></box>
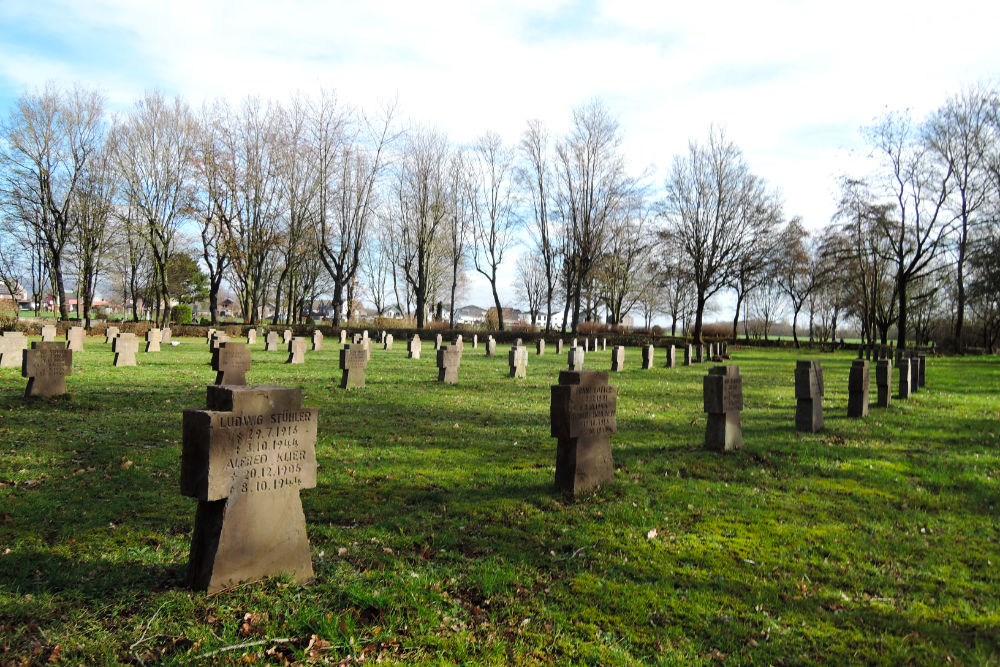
<box><xmin>145</xmin><ymin>328</ymin><xmax>162</xmax><ymax>353</ymax></box>
<box><xmin>247</xmin><ymin>329</ymin><xmax>257</xmax><ymax>345</ymax></box>
<box><xmin>485</xmin><ymin>336</ymin><xmax>496</xmax><ymax>358</ymax></box>
<box><xmin>181</xmin><ymin>385</ymin><xmax>318</xmax><ymax>593</ymax></box>
<box><xmin>22</xmin><ymin>341</ymin><xmax>73</xmax><ymax>397</ymax></box>
<box><xmin>875</xmin><ymin>359</ymin><xmax>892</xmax><ymax>408</ymax></box>
<box><xmin>212</xmin><ymin>342</ymin><xmax>250</xmax><ymax>385</ymax></box>
<box><xmin>536</xmin><ymin>339</ymin><xmax>545</xmax><ymax>355</ymax></box>
<box><xmin>898</xmin><ymin>358</ymin><xmax>912</xmax><ymax>399</ymax></box>
<box><xmin>795</xmin><ymin>360</ymin><xmax>824</xmax><ymax>432</ymax></box>
<box><xmin>665</xmin><ymin>344</ymin><xmax>676</xmax><ymax>369</ymax></box>
<box><xmin>340</xmin><ymin>343</ymin><xmax>368</xmax><ymax>389</ymax></box>
<box><xmin>704</xmin><ymin>365</ymin><xmax>743</xmax><ymax>452</ymax></box>
<box><xmin>568</xmin><ymin>346</ymin><xmax>585</xmax><ymax>372</ymax></box>
<box><xmin>0</xmin><ymin>332</ymin><xmax>27</xmax><ymax>368</ymax></box>
<box><xmin>40</xmin><ymin>325</ymin><xmax>56</xmax><ymax>342</ymax></box>
<box><xmin>437</xmin><ymin>345</ymin><xmax>461</xmax><ymax>383</ymax></box>
<box><xmin>105</xmin><ymin>326</ymin><xmax>119</xmax><ymax>343</ymax></box>
<box><xmin>312</xmin><ymin>330</ymin><xmax>323</xmax><ymax>351</ymax></box>
<box><xmin>66</xmin><ymin>326</ymin><xmax>85</xmax><ymax>352</ymax></box>
<box><xmin>384</xmin><ymin>334</ymin><xmax>393</xmax><ymax>351</ymax></box>
<box><xmin>641</xmin><ymin>345</ymin><xmax>654</xmax><ymax>370</ymax></box>
<box><xmin>550</xmin><ymin>370</ymin><xmax>617</xmax><ymax>495</ymax></box>
<box><xmin>509</xmin><ymin>343</ymin><xmax>528</xmax><ymax>378</ymax></box>
<box><xmin>265</xmin><ymin>332</ymin><xmax>280</xmax><ymax>351</ymax></box>
<box><xmin>408</xmin><ymin>334</ymin><xmax>421</xmax><ymax>359</ymax></box>
<box><xmin>287</xmin><ymin>337</ymin><xmax>307</xmax><ymax>364</ymax></box>
<box><xmin>610</xmin><ymin>345</ymin><xmax>625</xmax><ymax>372</ymax></box>
<box><xmin>113</xmin><ymin>333</ymin><xmax>139</xmax><ymax>367</ymax></box>
<box><xmin>847</xmin><ymin>359</ymin><xmax>870</xmax><ymax>418</ymax></box>
<box><xmin>282</xmin><ymin>329</ymin><xmax>292</xmax><ymax>344</ymax></box>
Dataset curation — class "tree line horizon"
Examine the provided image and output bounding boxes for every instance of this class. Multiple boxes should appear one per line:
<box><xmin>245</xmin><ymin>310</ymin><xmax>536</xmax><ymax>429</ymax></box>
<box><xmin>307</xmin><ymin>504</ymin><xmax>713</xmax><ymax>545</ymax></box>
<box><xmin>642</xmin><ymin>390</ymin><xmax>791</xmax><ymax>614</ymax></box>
<box><xmin>1</xmin><ymin>82</ymin><xmax>998</xmax><ymax>350</ymax></box>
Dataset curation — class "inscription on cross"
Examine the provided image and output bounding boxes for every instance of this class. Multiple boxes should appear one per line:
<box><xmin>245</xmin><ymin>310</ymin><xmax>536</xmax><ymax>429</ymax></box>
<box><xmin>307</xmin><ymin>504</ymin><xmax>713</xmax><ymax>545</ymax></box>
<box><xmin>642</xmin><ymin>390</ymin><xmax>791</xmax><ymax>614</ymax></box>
<box><xmin>145</xmin><ymin>328</ymin><xmax>162</xmax><ymax>353</ymax></box>
<box><xmin>113</xmin><ymin>333</ymin><xmax>139</xmax><ymax>367</ymax></box>
<box><xmin>212</xmin><ymin>342</ymin><xmax>251</xmax><ymax>385</ymax></box>
<box><xmin>340</xmin><ymin>343</ymin><xmax>368</xmax><ymax>388</ymax></box>
<box><xmin>437</xmin><ymin>345</ymin><xmax>461</xmax><ymax>383</ymax></box>
<box><xmin>66</xmin><ymin>326</ymin><xmax>86</xmax><ymax>352</ymax></box>
<box><xmin>181</xmin><ymin>385</ymin><xmax>318</xmax><ymax>593</ymax></box>
<box><xmin>550</xmin><ymin>370</ymin><xmax>617</xmax><ymax>495</ymax></box>
<box><xmin>703</xmin><ymin>365</ymin><xmax>743</xmax><ymax>452</ymax></box>
<box><xmin>265</xmin><ymin>332</ymin><xmax>280</xmax><ymax>351</ymax></box>
<box><xmin>22</xmin><ymin>341</ymin><xmax>73</xmax><ymax>397</ymax></box>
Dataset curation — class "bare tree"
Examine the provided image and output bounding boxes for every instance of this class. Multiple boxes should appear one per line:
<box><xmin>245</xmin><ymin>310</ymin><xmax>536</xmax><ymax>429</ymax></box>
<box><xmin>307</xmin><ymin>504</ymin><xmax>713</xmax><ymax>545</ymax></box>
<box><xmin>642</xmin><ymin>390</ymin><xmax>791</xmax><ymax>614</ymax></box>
<box><xmin>776</xmin><ymin>218</ymin><xmax>818</xmax><ymax>347</ymax></box>
<box><xmin>71</xmin><ymin>141</ymin><xmax>117</xmax><ymax>326</ymax></box>
<box><xmin>0</xmin><ymin>84</ymin><xmax>105</xmax><ymax>320</ymax></box>
<box><xmin>444</xmin><ymin>149</ymin><xmax>471</xmax><ymax>327</ymax></box>
<box><xmin>514</xmin><ymin>250</ymin><xmax>546</xmax><ymax>326</ymax></box>
<box><xmin>594</xmin><ymin>194</ymin><xmax>652</xmax><ymax>325</ymax></box>
<box><xmin>519</xmin><ymin>119</ymin><xmax>561</xmax><ymax>333</ymax></box>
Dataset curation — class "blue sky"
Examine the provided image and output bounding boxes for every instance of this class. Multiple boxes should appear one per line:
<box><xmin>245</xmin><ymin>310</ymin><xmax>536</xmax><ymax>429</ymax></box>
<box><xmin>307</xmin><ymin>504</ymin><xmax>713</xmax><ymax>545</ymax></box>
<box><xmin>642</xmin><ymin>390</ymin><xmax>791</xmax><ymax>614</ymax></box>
<box><xmin>2</xmin><ymin>0</ymin><xmax>999</xmax><ymax>316</ymax></box>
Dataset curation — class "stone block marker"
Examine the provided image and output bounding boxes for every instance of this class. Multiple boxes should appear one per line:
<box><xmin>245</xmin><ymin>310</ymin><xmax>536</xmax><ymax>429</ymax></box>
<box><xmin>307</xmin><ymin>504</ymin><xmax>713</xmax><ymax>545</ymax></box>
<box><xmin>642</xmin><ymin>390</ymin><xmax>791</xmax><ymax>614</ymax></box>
<box><xmin>40</xmin><ymin>325</ymin><xmax>56</xmax><ymax>342</ymax></box>
<box><xmin>556</xmin><ymin>339</ymin><xmax>563</xmax><ymax>355</ymax></box>
<box><xmin>181</xmin><ymin>384</ymin><xmax>317</xmax><ymax>593</ymax></box>
<box><xmin>568</xmin><ymin>346</ymin><xmax>585</xmax><ymax>372</ymax></box>
<box><xmin>22</xmin><ymin>341</ymin><xmax>73</xmax><ymax>398</ymax></box>
<box><xmin>105</xmin><ymin>326</ymin><xmax>119</xmax><ymax>343</ymax></box>
<box><xmin>384</xmin><ymin>334</ymin><xmax>394</xmax><ymax>351</ymax></box>
<box><xmin>408</xmin><ymin>335</ymin><xmax>421</xmax><ymax>359</ymax></box>
<box><xmin>509</xmin><ymin>343</ymin><xmax>528</xmax><ymax>378</ymax></box>
<box><xmin>795</xmin><ymin>360</ymin><xmax>825</xmax><ymax>433</ymax></box>
<box><xmin>145</xmin><ymin>328</ymin><xmax>162</xmax><ymax>353</ymax></box>
<box><xmin>287</xmin><ymin>337</ymin><xmax>307</xmax><ymax>364</ymax></box>
<box><xmin>210</xmin><ymin>332</ymin><xmax>230</xmax><ymax>351</ymax></box>
<box><xmin>66</xmin><ymin>326</ymin><xmax>85</xmax><ymax>352</ymax></box>
<box><xmin>162</xmin><ymin>328</ymin><xmax>172</xmax><ymax>344</ymax></box>
<box><xmin>435</xmin><ymin>333</ymin><xmax>443</xmax><ymax>350</ymax></box>
<box><xmin>437</xmin><ymin>345</ymin><xmax>461</xmax><ymax>383</ymax></box>
<box><xmin>536</xmin><ymin>339</ymin><xmax>545</xmax><ymax>355</ymax></box>
<box><xmin>847</xmin><ymin>359</ymin><xmax>870</xmax><ymax>418</ymax></box>
<box><xmin>265</xmin><ymin>332</ymin><xmax>280</xmax><ymax>351</ymax></box>
<box><xmin>0</xmin><ymin>332</ymin><xmax>27</xmax><ymax>368</ymax></box>
<box><xmin>282</xmin><ymin>329</ymin><xmax>292</xmax><ymax>344</ymax></box>
<box><xmin>472</xmin><ymin>334</ymin><xmax>478</xmax><ymax>349</ymax></box>
<box><xmin>206</xmin><ymin>328</ymin><xmax>217</xmax><ymax>344</ymax></box>
<box><xmin>703</xmin><ymin>365</ymin><xmax>743</xmax><ymax>452</ymax></box>
<box><xmin>918</xmin><ymin>355</ymin><xmax>926</xmax><ymax>388</ymax></box>
<box><xmin>601</xmin><ymin>338</ymin><xmax>607</xmax><ymax>351</ymax></box>
<box><xmin>312</xmin><ymin>330</ymin><xmax>323</xmax><ymax>351</ymax></box>
<box><xmin>665</xmin><ymin>344</ymin><xmax>676</xmax><ymax>369</ymax></box>
<box><xmin>454</xmin><ymin>335</ymin><xmax>464</xmax><ymax>353</ymax></box>
<box><xmin>340</xmin><ymin>343</ymin><xmax>368</xmax><ymax>389</ymax></box>
<box><xmin>113</xmin><ymin>333</ymin><xmax>139</xmax><ymax>367</ymax></box>
<box><xmin>642</xmin><ymin>345</ymin><xmax>654</xmax><ymax>370</ymax></box>
<box><xmin>683</xmin><ymin>345</ymin><xmax>692</xmax><ymax>366</ymax></box>
<box><xmin>898</xmin><ymin>358</ymin><xmax>912</xmax><ymax>399</ymax></box>
<box><xmin>339</xmin><ymin>330</ymin><xmax>347</xmax><ymax>345</ymax></box>
<box><xmin>485</xmin><ymin>337</ymin><xmax>496</xmax><ymax>357</ymax></box>
<box><xmin>213</xmin><ymin>342</ymin><xmax>250</xmax><ymax>385</ymax></box>
<box><xmin>550</xmin><ymin>370</ymin><xmax>617</xmax><ymax>496</ymax></box>
<box><xmin>247</xmin><ymin>329</ymin><xmax>257</xmax><ymax>345</ymax></box>
<box><xmin>610</xmin><ymin>345</ymin><xmax>625</xmax><ymax>372</ymax></box>
<box><xmin>875</xmin><ymin>359</ymin><xmax>892</xmax><ymax>408</ymax></box>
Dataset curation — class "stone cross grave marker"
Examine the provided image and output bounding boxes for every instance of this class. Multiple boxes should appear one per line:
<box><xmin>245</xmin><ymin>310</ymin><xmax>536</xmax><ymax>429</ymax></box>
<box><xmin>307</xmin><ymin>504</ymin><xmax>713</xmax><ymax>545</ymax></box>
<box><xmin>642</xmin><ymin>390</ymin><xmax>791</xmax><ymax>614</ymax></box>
<box><xmin>695</xmin><ymin>345</ymin><xmax>704</xmax><ymax>363</ymax></box>
<box><xmin>601</xmin><ymin>338</ymin><xmax>607</xmax><ymax>351</ymax></box>
<box><xmin>66</xmin><ymin>326</ymin><xmax>85</xmax><ymax>352</ymax></box>
<box><xmin>918</xmin><ymin>355</ymin><xmax>926</xmax><ymax>388</ymax></box>
<box><xmin>898</xmin><ymin>357</ymin><xmax>912</xmax><ymax>399</ymax></box>
<box><xmin>437</xmin><ymin>345</ymin><xmax>461</xmax><ymax>384</ymax></box>
<box><xmin>247</xmin><ymin>329</ymin><xmax>257</xmax><ymax>345</ymax></box>
<box><xmin>684</xmin><ymin>345</ymin><xmax>692</xmax><ymax>366</ymax></box>
<box><xmin>265</xmin><ymin>332</ymin><xmax>280</xmax><ymax>351</ymax></box>
<box><xmin>454</xmin><ymin>335</ymin><xmax>464</xmax><ymax>353</ymax></box>
<box><xmin>206</xmin><ymin>328</ymin><xmax>217</xmax><ymax>344</ymax></box>
<box><xmin>550</xmin><ymin>370</ymin><xmax>617</xmax><ymax>495</ymax></box>
<box><xmin>162</xmin><ymin>328</ymin><xmax>172</xmax><ymax>344</ymax></box>
<box><xmin>312</xmin><ymin>330</ymin><xmax>323</xmax><ymax>351</ymax></box>
<box><xmin>509</xmin><ymin>343</ymin><xmax>528</xmax><ymax>378</ymax></box>
<box><xmin>40</xmin><ymin>324</ymin><xmax>56</xmax><ymax>342</ymax></box>
<box><xmin>435</xmin><ymin>333</ymin><xmax>443</xmax><ymax>350</ymax></box>
<box><xmin>384</xmin><ymin>334</ymin><xmax>394</xmax><ymax>351</ymax></box>
<box><xmin>352</xmin><ymin>333</ymin><xmax>362</xmax><ymax>344</ymax></box>
<box><xmin>340</xmin><ymin>343</ymin><xmax>368</xmax><ymax>388</ymax></box>
<box><xmin>181</xmin><ymin>384</ymin><xmax>318</xmax><ymax>593</ymax></box>
<box><xmin>795</xmin><ymin>360</ymin><xmax>824</xmax><ymax>432</ymax></box>
<box><xmin>408</xmin><ymin>334</ymin><xmax>421</xmax><ymax>359</ymax></box>
<box><xmin>22</xmin><ymin>341</ymin><xmax>73</xmax><ymax>398</ymax></box>
<box><xmin>105</xmin><ymin>326</ymin><xmax>119</xmax><ymax>343</ymax></box>
<box><xmin>568</xmin><ymin>346</ymin><xmax>585</xmax><ymax>372</ymax></box>
<box><xmin>847</xmin><ymin>359</ymin><xmax>870</xmax><ymax>418</ymax></box>
<box><xmin>0</xmin><ymin>332</ymin><xmax>27</xmax><ymax>368</ymax></box>
<box><xmin>642</xmin><ymin>345</ymin><xmax>655</xmax><ymax>370</ymax></box>
<box><xmin>145</xmin><ymin>328</ymin><xmax>162</xmax><ymax>353</ymax></box>
<box><xmin>212</xmin><ymin>342</ymin><xmax>251</xmax><ymax>385</ymax></box>
<box><xmin>282</xmin><ymin>329</ymin><xmax>292</xmax><ymax>344</ymax></box>
<box><xmin>287</xmin><ymin>337</ymin><xmax>307</xmax><ymax>364</ymax></box>
<box><xmin>113</xmin><ymin>333</ymin><xmax>138</xmax><ymax>367</ymax></box>
<box><xmin>556</xmin><ymin>339</ymin><xmax>563</xmax><ymax>354</ymax></box>
<box><xmin>210</xmin><ymin>332</ymin><xmax>230</xmax><ymax>351</ymax></box>
<box><xmin>875</xmin><ymin>359</ymin><xmax>892</xmax><ymax>408</ymax></box>
<box><xmin>665</xmin><ymin>344</ymin><xmax>676</xmax><ymax>369</ymax></box>
<box><xmin>339</xmin><ymin>330</ymin><xmax>347</xmax><ymax>345</ymax></box>
<box><xmin>704</xmin><ymin>365</ymin><xmax>743</xmax><ymax>452</ymax></box>
<box><xmin>472</xmin><ymin>334</ymin><xmax>478</xmax><ymax>349</ymax></box>
<box><xmin>536</xmin><ymin>339</ymin><xmax>545</xmax><ymax>355</ymax></box>
<box><xmin>610</xmin><ymin>345</ymin><xmax>625</xmax><ymax>372</ymax></box>
<box><xmin>485</xmin><ymin>336</ymin><xmax>496</xmax><ymax>357</ymax></box>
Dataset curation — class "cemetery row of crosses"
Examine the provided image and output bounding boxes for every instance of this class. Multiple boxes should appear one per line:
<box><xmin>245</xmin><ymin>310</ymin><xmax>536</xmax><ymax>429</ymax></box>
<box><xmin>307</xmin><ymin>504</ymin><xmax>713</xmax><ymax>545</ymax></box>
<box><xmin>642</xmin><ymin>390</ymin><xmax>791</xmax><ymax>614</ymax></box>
<box><xmin>4</xmin><ymin>325</ymin><xmax>931</xmax><ymax>593</ymax></box>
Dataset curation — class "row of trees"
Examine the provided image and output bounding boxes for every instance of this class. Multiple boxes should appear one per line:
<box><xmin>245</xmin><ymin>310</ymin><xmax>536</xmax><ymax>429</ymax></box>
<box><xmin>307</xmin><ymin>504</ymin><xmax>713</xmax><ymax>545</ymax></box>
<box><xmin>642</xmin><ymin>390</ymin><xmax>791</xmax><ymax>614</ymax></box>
<box><xmin>2</xmin><ymin>83</ymin><xmax>999</xmax><ymax>350</ymax></box>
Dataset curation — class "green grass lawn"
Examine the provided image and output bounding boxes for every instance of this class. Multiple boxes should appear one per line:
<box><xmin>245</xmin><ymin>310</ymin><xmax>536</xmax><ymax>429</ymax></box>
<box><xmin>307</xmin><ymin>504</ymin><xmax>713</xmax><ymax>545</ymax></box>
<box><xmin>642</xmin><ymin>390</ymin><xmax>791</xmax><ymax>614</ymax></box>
<box><xmin>0</xmin><ymin>339</ymin><xmax>998</xmax><ymax>665</ymax></box>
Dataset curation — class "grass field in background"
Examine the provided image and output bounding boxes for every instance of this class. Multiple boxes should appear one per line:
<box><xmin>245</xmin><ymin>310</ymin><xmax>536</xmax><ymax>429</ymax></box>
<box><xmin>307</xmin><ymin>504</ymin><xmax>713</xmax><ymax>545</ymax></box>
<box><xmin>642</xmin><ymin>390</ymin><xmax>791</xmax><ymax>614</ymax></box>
<box><xmin>0</xmin><ymin>338</ymin><xmax>998</xmax><ymax>665</ymax></box>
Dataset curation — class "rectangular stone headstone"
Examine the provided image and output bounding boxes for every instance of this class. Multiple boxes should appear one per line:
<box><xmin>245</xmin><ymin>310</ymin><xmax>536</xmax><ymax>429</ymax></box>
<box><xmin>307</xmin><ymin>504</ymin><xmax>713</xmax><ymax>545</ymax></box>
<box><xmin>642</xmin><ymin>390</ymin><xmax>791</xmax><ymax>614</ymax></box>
<box><xmin>437</xmin><ymin>345</ymin><xmax>461</xmax><ymax>383</ymax></box>
<box><xmin>536</xmin><ymin>339</ymin><xmax>545</xmax><ymax>355</ymax></box>
<box><xmin>665</xmin><ymin>344</ymin><xmax>676</xmax><ymax>369</ymax></box>
<box><xmin>113</xmin><ymin>333</ymin><xmax>138</xmax><ymax>367</ymax></box>
<box><xmin>556</xmin><ymin>339</ymin><xmax>563</xmax><ymax>354</ymax></box>
<box><xmin>408</xmin><ymin>335</ymin><xmax>421</xmax><ymax>359</ymax></box>
<box><xmin>509</xmin><ymin>343</ymin><xmax>528</xmax><ymax>378</ymax></box>
<box><xmin>282</xmin><ymin>329</ymin><xmax>292</xmax><ymax>344</ymax></box>
<box><xmin>898</xmin><ymin>358</ymin><xmax>912</xmax><ymax>399</ymax></box>
<box><xmin>40</xmin><ymin>324</ymin><xmax>57</xmax><ymax>342</ymax></box>
<box><xmin>339</xmin><ymin>330</ymin><xmax>347</xmax><ymax>345</ymax></box>
<box><xmin>162</xmin><ymin>327</ymin><xmax>172</xmax><ymax>344</ymax></box>
<box><xmin>265</xmin><ymin>332</ymin><xmax>280</xmax><ymax>351</ymax></box>
<box><xmin>550</xmin><ymin>370</ymin><xmax>616</xmax><ymax>495</ymax></box>
<box><xmin>918</xmin><ymin>355</ymin><xmax>926</xmax><ymax>388</ymax></box>
<box><xmin>145</xmin><ymin>328</ymin><xmax>162</xmax><ymax>353</ymax></box>
<box><xmin>610</xmin><ymin>345</ymin><xmax>625</xmax><ymax>372</ymax></box>
<box><xmin>795</xmin><ymin>360</ymin><xmax>824</xmax><ymax>432</ymax></box>
<box><xmin>704</xmin><ymin>365</ymin><xmax>743</xmax><ymax>452</ymax></box>
<box><xmin>641</xmin><ymin>345</ymin><xmax>654</xmax><ymax>370</ymax></box>
<box><xmin>384</xmin><ymin>334</ymin><xmax>394</xmax><ymax>351</ymax></box>
<box><xmin>568</xmin><ymin>346</ymin><xmax>585</xmax><ymax>372</ymax></box>
<box><xmin>601</xmin><ymin>338</ymin><xmax>607</xmax><ymax>351</ymax></box>
<box><xmin>247</xmin><ymin>329</ymin><xmax>257</xmax><ymax>345</ymax></box>
<box><xmin>66</xmin><ymin>326</ymin><xmax>85</xmax><ymax>352</ymax></box>
<box><xmin>875</xmin><ymin>359</ymin><xmax>892</xmax><ymax>408</ymax></box>
<box><xmin>212</xmin><ymin>342</ymin><xmax>251</xmax><ymax>385</ymax></box>
<box><xmin>105</xmin><ymin>326</ymin><xmax>120</xmax><ymax>344</ymax></box>
<box><xmin>472</xmin><ymin>334</ymin><xmax>478</xmax><ymax>349</ymax></box>
<box><xmin>311</xmin><ymin>330</ymin><xmax>323</xmax><ymax>351</ymax></box>
<box><xmin>22</xmin><ymin>341</ymin><xmax>73</xmax><ymax>397</ymax></box>
<box><xmin>485</xmin><ymin>337</ymin><xmax>496</xmax><ymax>357</ymax></box>
<box><xmin>847</xmin><ymin>359</ymin><xmax>869</xmax><ymax>418</ymax></box>
<box><xmin>339</xmin><ymin>343</ymin><xmax>368</xmax><ymax>388</ymax></box>
<box><xmin>287</xmin><ymin>337</ymin><xmax>306</xmax><ymax>364</ymax></box>
<box><xmin>435</xmin><ymin>333</ymin><xmax>442</xmax><ymax>350</ymax></box>
<box><xmin>0</xmin><ymin>332</ymin><xmax>28</xmax><ymax>368</ymax></box>
<box><xmin>181</xmin><ymin>385</ymin><xmax>317</xmax><ymax>593</ymax></box>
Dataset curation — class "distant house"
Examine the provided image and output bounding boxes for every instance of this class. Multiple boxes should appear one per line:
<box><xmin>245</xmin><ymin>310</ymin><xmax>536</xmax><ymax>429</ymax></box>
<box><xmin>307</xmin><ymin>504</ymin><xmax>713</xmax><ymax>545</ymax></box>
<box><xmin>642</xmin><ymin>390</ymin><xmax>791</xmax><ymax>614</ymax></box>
<box><xmin>456</xmin><ymin>305</ymin><xmax>486</xmax><ymax>325</ymax></box>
